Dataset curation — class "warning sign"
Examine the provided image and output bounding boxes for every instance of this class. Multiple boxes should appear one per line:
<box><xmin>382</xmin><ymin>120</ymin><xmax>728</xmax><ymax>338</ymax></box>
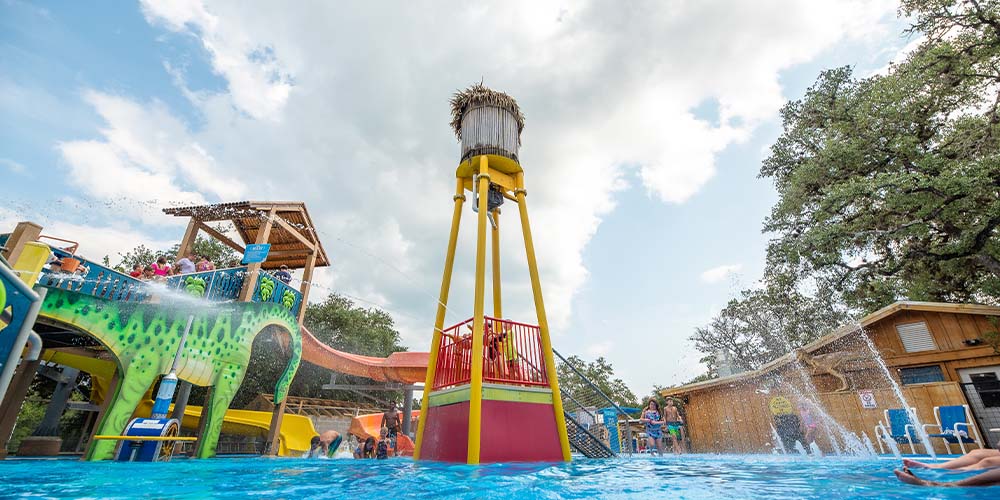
<box><xmin>768</xmin><ymin>396</ymin><xmax>794</xmax><ymax>416</ymax></box>
<box><xmin>858</xmin><ymin>390</ymin><xmax>877</xmax><ymax>409</ymax></box>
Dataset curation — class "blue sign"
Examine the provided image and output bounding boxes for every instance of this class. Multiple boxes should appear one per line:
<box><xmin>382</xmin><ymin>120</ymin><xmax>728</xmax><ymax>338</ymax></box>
<box><xmin>241</xmin><ymin>244</ymin><xmax>271</xmax><ymax>265</ymax></box>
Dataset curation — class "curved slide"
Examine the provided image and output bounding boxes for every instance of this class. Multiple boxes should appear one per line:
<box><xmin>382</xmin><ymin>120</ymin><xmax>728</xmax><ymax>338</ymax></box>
<box><xmin>299</xmin><ymin>325</ymin><xmax>428</xmax><ymax>384</ymax></box>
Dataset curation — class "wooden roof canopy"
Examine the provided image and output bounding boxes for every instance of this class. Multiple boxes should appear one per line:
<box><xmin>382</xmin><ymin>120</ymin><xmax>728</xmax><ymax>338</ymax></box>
<box><xmin>163</xmin><ymin>201</ymin><xmax>330</xmax><ymax>270</ymax></box>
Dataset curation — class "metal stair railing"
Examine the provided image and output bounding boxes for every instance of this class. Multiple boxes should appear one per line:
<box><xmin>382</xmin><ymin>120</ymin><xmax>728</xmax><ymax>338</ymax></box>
<box><xmin>554</xmin><ymin>349</ymin><xmax>635</xmax><ymax>457</ymax></box>
<box><xmin>564</xmin><ymin>411</ymin><xmax>615</xmax><ymax>458</ymax></box>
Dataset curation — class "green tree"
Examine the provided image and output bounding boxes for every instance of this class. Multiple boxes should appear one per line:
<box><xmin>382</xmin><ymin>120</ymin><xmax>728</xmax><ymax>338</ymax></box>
<box><xmin>556</xmin><ymin>355</ymin><xmax>638</xmax><ymax>408</ymax></box>
<box><xmin>229</xmin><ymin>293</ymin><xmax>407</xmax><ymax>407</ymax></box>
<box><xmin>689</xmin><ymin>282</ymin><xmax>849</xmax><ymax>374</ymax></box>
<box><xmin>762</xmin><ymin>0</ymin><xmax>1000</xmax><ymax>312</ymax></box>
<box><xmin>166</xmin><ymin>234</ymin><xmax>239</xmax><ymax>268</ymax></box>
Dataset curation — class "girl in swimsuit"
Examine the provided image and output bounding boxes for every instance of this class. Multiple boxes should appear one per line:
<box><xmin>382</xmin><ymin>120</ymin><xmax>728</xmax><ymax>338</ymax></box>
<box><xmin>641</xmin><ymin>400</ymin><xmax>664</xmax><ymax>455</ymax></box>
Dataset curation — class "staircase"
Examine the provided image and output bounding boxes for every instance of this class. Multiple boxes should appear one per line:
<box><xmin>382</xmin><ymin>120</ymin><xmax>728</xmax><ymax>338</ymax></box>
<box><xmin>564</xmin><ymin>411</ymin><xmax>615</xmax><ymax>458</ymax></box>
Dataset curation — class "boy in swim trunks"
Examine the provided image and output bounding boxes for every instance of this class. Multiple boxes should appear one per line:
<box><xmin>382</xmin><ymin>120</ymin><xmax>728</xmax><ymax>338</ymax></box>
<box><xmin>641</xmin><ymin>400</ymin><xmax>664</xmax><ymax>455</ymax></box>
<box><xmin>663</xmin><ymin>398</ymin><xmax>684</xmax><ymax>455</ymax></box>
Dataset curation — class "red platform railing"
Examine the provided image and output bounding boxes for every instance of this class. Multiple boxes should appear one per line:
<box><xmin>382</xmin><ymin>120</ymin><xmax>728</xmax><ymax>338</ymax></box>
<box><xmin>432</xmin><ymin>316</ymin><xmax>549</xmax><ymax>390</ymax></box>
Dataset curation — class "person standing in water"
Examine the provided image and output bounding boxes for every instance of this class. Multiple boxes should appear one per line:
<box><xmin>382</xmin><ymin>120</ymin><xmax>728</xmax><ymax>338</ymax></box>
<box><xmin>381</xmin><ymin>403</ymin><xmax>401</xmax><ymax>440</ymax></box>
<box><xmin>640</xmin><ymin>400</ymin><xmax>664</xmax><ymax>455</ymax></box>
<box><xmin>662</xmin><ymin>399</ymin><xmax>684</xmax><ymax>455</ymax></box>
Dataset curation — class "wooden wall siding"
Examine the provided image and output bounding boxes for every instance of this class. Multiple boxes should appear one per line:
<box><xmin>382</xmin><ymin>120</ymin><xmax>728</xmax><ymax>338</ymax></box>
<box><xmin>683</xmin><ymin>382</ymin><xmax>970</xmax><ymax>454</ymax></box>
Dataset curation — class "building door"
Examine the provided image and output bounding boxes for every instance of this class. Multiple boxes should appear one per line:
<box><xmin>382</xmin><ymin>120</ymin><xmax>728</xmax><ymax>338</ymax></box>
<box><xmin>958</xmin><ymin>366</ymin><xmax>1000</xmax><ymax>449</ymax></box>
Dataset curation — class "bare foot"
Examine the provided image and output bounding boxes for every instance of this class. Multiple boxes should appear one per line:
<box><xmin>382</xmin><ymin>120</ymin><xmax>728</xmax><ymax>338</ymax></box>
<box><xmin>894</xmin><ymin>467</ymin><xmax>945</xmax><ymax>487</ymax></box>
<box><xmin>902</xmin><ymin>458</ymin><xmax>935</xmax><ymax>469</ymax></box>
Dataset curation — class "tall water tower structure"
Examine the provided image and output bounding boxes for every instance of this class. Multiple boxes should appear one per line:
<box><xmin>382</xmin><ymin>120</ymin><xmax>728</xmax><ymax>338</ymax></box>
<box><xmin>413</xmin><ymin>84</ymin><xmax>572</xmax><ymax>463</ymax></box>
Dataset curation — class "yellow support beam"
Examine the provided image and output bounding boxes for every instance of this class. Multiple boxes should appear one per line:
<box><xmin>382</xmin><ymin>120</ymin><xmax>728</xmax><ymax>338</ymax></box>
<box><xmin>515</xmin><ymin>172</ymin><xmax>572</xmax><ymax>462</ymax></box>
<box><xmin>467</xmin><ymin>155</ymin><xmax>491</xmax><ymax>464</ymax></box>
<box><xmin>414</xmin><ymin>177</ymin><xmax>466</xmax><ymax>460</ymax></box>
<box><xmin>491</xmin><ymin>209</ymin><xmax>502</xmax><ymax>318</ymax></box>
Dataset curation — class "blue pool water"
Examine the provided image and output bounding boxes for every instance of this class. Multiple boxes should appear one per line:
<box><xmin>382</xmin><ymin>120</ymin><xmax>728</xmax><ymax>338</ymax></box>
<box><xmin>1</xmin><ymin>454</ymin><xmax>996</xmax><ymax>499</ymax></box>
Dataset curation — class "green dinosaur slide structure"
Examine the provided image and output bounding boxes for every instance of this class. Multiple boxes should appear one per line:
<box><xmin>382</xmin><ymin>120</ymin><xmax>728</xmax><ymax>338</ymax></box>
<box><xmin>37</xmin><ymin>287</ymin><xmax>302</xmax><ymax>460</ymax></box>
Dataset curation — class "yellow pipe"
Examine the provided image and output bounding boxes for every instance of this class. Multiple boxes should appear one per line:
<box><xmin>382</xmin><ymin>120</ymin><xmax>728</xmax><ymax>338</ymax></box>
<box><xmin>414</xmin><ymin>177</ymin><xmax>466</xmax><ymax>460</ymax></box>
<box><xmin>491</xmin><ymin>208</ymin><xmax>502</xmax><ymax>317</ymax></box>
<box><xmin>514</xmin><ymin>172</ymin><xmax>572</xmax><ymax>462</ymax></box>
<box><xmin>467</xmin><ymin>155</ymin><xmax>491</xmax><ymax>464</ymax></box>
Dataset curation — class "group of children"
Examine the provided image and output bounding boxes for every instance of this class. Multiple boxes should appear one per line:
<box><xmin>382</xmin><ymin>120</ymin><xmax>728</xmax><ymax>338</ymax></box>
<box><xmin>128</xmin><ymin>253</ymin><xmax>217</xmax><ymax>282</ymax></box>
<box><xmin>640</xmin><ymin>399</ymin><xmax>685</xmax><ymax>455</ymax></box>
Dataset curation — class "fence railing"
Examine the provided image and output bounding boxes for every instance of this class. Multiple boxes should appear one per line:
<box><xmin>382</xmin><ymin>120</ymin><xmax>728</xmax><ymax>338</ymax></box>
<box><xmin>38</xmin><ymin>257</ymin><xmax>149</xmax><ymax>303</ymax></box>
<box><xmin>553</xmin><ymin>348</ymin><xmax>636</xmax><ymax>456</ymax></box>
<box><xmin>432</xmin><ymin>316</ymin><xmax>549</xmax><ymax>390</ymax></box>
<box><xmin>250</xmin><ymin>270</ymin><xmax>303</xmax><ymax>316</ymax></box>
<box><xmin>165</xmin><ymin>267</ymin><xmax>248</xmax><ymax>302</ymax></box>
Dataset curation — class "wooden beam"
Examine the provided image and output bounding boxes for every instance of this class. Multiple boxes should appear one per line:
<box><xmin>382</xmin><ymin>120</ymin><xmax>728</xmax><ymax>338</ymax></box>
<box><xmin>238</xmin><ymin>208</ymin><xmax>276</xmax><ymax>302</ymax></box>
<box><xmin>297</xmin><ymin>251</ymin><xmax>317</xmax><ymax>323</ymax></box>
<box><xmin>271</xmin><ymin>216</ymin><xmax>315</xmax><ymax>250</ymax></box>
<box><xmin>175</xmin><ymin>219</ymin><xmax>200</xmax><ymax>259</ymax></box>
<box><xmin>265</xmin><ymin>397</ymin><xmax>287</xmax><ymax>456</ymax></box>
<box><xmin>195</xmin><ymin>221</ymin><xmax>246</xmax><ymax>253</ymax></box>
<box><xmin>2</xmin><ymin>221</ymin><xmax>43</xmax><ymax>263</ymax></box>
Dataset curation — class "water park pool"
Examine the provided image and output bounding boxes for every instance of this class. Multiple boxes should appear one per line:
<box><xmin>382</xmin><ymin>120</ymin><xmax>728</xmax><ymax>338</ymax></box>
<box><xmin>1</xmin><ymin>454</ymin><xmax>995</xmax><ymax>499</ymax></box>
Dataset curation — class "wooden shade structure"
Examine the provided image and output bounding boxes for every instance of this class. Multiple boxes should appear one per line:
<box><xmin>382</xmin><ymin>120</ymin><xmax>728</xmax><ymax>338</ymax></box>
<box><xmin>163</xmin><ymin>201</ymin><xmax>329</xmax><ymax>271</ymax></box>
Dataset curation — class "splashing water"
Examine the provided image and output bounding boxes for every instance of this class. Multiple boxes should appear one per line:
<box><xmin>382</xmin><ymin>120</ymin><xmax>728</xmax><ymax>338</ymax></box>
<box><xmin>809</xmin><ymin>441</ymin><xmax>824</xmax><ymax>457</ymax></box>
<box><xmin>858</xmin><ymin>326</ymin><xmax>936</xmax><ymax>458</ymax></box>
<box><xmin>794</xmin><ymin>440</ymin><xmax>808</xmax><ymax>455</ymax></box>
<box><xmin>770</xmin><ymin>424</ymin><xmax>787</xmax><ymax>454</ymax></box>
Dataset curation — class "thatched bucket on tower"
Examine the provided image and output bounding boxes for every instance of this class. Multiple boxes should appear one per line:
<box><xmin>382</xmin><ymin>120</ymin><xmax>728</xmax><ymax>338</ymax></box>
<box><xmin>450</xmin><ymin>83</ymin><xmax>525</xmax><ymax>165</ymax></box>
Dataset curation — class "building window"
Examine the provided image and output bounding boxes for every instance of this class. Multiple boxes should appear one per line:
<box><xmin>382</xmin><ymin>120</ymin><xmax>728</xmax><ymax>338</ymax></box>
<box><xmin>899</xmin><ymin>365</ymin><xmax>945</xmax><ymax>385</ymax></box>
<box><xmin>896</xmin><ymin>322</ymin><xmax>937</xmax><ymax>352</ymax></box>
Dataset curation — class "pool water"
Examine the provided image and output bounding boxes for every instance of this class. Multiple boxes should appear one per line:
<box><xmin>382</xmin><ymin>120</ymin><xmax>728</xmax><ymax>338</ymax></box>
<box><xmin>1</xmin><ymin>454</ymin><xmax>996</xmax><ymax>499</ymax></box>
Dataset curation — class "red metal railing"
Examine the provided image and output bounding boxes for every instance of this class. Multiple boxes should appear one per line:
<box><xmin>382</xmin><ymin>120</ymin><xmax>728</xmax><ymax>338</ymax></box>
<box><xmin>432</xmin><ymin>316</ymin><xmax>549</xmax><ymax>390</ymax></box>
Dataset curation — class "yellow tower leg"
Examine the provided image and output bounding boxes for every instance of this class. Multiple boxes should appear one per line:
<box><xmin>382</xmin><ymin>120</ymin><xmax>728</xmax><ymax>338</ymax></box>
<box><xmin>514</xmin><ymin>173</ymin><xmax>572</xmax><ymax>462</ymax></box>
<box><xmin>491</xmin><ymin>209</ymin><xmax>502</xmax><ymax>317</ymax></box>
<box><xmin>467</xmin><ymin>155</ymin><xmax>491</xmax><ymax>464</ymax></box>
<box><xmin>414</xmin><ymin>177</ymin><xmax>465</xmax><ymax>460</ymax></box>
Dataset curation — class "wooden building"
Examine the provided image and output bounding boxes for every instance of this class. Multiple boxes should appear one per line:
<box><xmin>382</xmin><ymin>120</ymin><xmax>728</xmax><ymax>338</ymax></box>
<box><xmin>661</xmin><ymin>301</ymin><xmax>1000</xmax><ymax>454</ymax></box>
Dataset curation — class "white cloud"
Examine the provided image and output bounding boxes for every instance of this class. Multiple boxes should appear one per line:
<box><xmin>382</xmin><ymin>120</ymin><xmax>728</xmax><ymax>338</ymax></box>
<box><xmin>586</xmin><ymin>341</ymin><xmax>612</xmax><ymax>358</ymax></box>
<box><xmin>139</xmin><ymin>0</ymin><xmax>294</xmax><ymax>120</ymax></box>
<box><xmin>18</xmin><ymin>1</ymin><xmax>902</xmax><ymax>393</ymax></box>
<box><xmin>0</xmin><ymin>158</ymin><xmax>26</xmax><ymax>174</ymax></box>
<box><xmin>700</xmin><ymin>264</ymin><xmax>743</xmax><ymax>284</ymax></box>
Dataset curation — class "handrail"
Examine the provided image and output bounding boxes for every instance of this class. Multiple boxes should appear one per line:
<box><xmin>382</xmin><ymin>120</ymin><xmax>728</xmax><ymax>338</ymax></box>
<box><xmin>553</xmin><ymin>348</ymin><xmax>636</xmax><ymax>455</ymax></box>
<box><xmin>37</xmin><ymin>235</ymin><xmax>79</xmax><ymax>255</ymax></box>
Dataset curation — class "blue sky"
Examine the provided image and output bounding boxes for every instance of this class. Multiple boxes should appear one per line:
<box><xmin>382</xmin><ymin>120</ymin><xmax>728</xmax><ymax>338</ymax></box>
<box><xmin>1</xmin><ymin>1</ymin><xmax>914</xmax><ymax>396</ymax></box>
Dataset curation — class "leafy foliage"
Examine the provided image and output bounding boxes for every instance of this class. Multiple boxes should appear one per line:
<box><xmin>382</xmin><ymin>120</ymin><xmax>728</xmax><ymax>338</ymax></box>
<box><xmin>761</xmin><ymin>0</ymin><xmax>1000</xmax><ymax>312</ymax></box>
<box><xmin>689</xmin><ymin>282</ymin><xmax>849</xmax><ymax>375</ymax></box>
<box><xmin>229</xmin><ymin>293</ymin><xmax>407</xmax><ymax>408</ymax></box>
<box><xmin>556</xmin><ymin>355</ymin><xmax>638</xmax><ymax>408</ymax></box>
<box><xmin>113</xmin><ymin>228</ymin><xmax>240</xmax><ymax>272</ymax></box>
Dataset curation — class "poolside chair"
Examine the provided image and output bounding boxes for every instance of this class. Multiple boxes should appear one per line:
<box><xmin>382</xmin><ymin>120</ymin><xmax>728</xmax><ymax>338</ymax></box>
<box><xmin>922</xmin><ymin>405</ymin><xmax>982</xmax><ymax>454</ymax></box>
<box><xmin>874</xmin><ymin>407</ymin><xmax>924</xmax><ymax>454</ymax></box>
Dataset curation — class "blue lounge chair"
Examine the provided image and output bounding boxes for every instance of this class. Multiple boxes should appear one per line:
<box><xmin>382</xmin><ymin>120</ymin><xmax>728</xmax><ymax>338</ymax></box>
<box><xmin>922</xmin><ymin>405</ymin><xmax>982</xmax><ymax>454</ymax></box>
<box><xmin>874</xmin><ymin>408</ymin><xmax>924</xmax><ymax>454</ymax></box>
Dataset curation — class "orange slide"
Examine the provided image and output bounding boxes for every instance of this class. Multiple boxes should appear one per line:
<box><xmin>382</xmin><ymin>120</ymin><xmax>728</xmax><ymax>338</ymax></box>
<box><xmin>299</xmin><ymin>325</ymin><xmax>429</xmax><ymax>384</ymax></box>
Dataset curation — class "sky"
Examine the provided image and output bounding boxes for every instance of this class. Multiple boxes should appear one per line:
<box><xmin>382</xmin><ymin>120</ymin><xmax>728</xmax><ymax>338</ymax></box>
<box><xmin>0</xmin><ymin>0</ymin><xmax>917</xmax><ymax>397</ymax></box>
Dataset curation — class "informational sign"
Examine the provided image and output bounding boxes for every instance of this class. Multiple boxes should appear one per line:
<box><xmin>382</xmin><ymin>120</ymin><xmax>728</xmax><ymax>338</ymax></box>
<box><xmin>768</xmin><ymin>396</ymin><xmax>794</xmax><ymax>416</ymax></box>
<box><xmin>858</xmin><ymin>389</ymin><xmax>878</xmax><ymax>409</ymax></box>
<box><xmin>241</xmin><ymin>244</ymin><xmax>271</xmax><ymax>265</ymax></box>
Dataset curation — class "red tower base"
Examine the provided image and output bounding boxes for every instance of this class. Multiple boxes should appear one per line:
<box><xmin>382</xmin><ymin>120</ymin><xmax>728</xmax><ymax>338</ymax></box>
<box><xmin>420</xmin><ymin>384</ymin><xmax>563</xmax><ymax>462</ymax></box>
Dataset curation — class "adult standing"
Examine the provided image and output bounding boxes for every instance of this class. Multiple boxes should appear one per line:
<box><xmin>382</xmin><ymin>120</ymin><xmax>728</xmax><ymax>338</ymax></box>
<box><xmin>175</xmin><ymin>252</ymin><xmax>197</xmax><ymax>274</ymax></box>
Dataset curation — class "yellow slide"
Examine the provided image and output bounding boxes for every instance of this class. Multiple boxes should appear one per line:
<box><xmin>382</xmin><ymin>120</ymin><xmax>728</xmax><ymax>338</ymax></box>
<box><xmin>43</xmin><ymin>350</ymin><xmax>317</xmax><ymax>457</ymax></box>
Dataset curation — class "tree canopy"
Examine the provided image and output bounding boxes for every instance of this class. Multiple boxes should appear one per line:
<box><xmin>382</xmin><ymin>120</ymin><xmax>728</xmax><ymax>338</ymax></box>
<box><xmin>762</xmin><ymin>0</ymin><xmax>1000</xmax><ymax>312</ymax></box>
<box><xmin>556</xmin><ymin>355</ymin><xmax>638</xmax><ymax>408</ymax></box>
<box><xmin>688</xmin><ymin>0</ymin><xmax>1000</xmax><ymax>383</ymax></box>
<box><xmin>229</xmin><ymin>293</ymin><xmax>407</xmax><ymax>407</ymax></box>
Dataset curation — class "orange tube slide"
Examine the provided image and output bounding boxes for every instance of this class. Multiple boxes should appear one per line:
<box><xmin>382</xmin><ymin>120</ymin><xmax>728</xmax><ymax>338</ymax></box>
<box><xmin>299</xmin><ymin>325</ymin><xmax>428</xmax><ymax>384</ymax></box>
